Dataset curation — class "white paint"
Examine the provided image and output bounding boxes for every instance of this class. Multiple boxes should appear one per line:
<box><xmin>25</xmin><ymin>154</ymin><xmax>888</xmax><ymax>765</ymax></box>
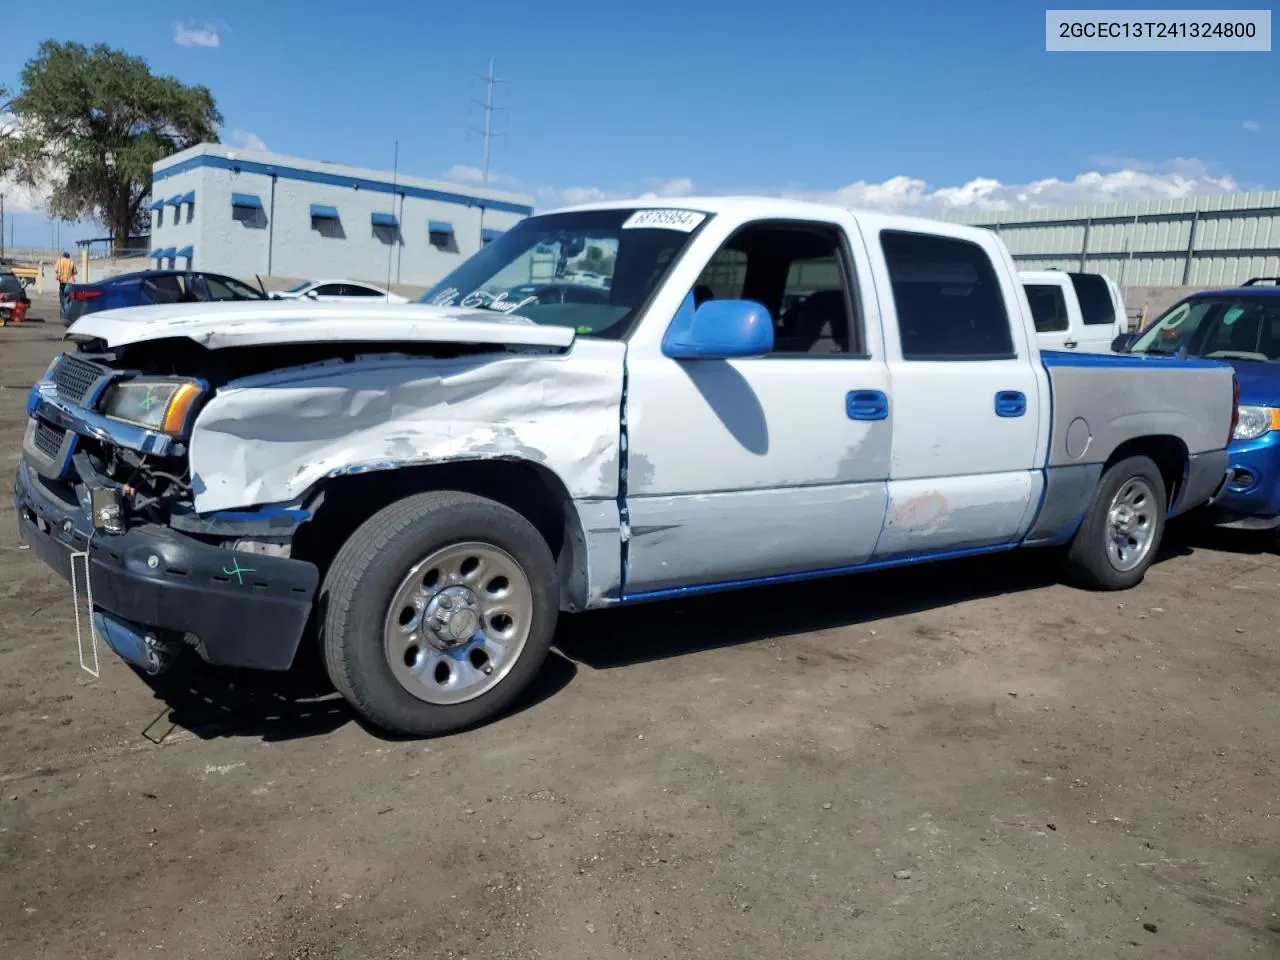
<box><xmin>872</xmin><ymin>471</ymin><xmax>1044</xmax><ymax>558</ymax></box>
<box><xmin>621</xmin><ymin>209</ymin><xmax>707</xmax><ymax>232</ymax></box>
<box><xmin>626</xmin><ymin>483</ymin><xmax>888</xmax><ymax>592</ymax></box>
<box><xmin>850</xmin><ymin>210</ymin><xmax>1050</xmax><ymax>554</ymax></box>
<box><xmin>67</xmin><ymin>300</ymin><xmax>576</xmax><ymax>351</ymax></box>
<box><xmin>1019</xmin><ymin>269</ymin><xmax>1125</xmax><ymax>353</ymax></box>
<box><xmin>622</xmin><ymin>203</ymin><xmax>894</xmax><ymax>591</ymax></box>
<box><xmin>187</xmin><ymin>339</ymin><xmax>624</xmax><ymax>513</ymax></box>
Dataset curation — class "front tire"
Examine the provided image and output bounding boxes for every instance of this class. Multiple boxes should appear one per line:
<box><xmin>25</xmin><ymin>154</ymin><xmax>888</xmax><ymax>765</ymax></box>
<box><xmin>1064</xmin><ymin>455</ymin><xmax>1167</xmax><ymax>591</ymax></box>
<box><xmin>319</xmin><ymin>491</ymin><xmax>559</xmax><ymax>737</ymax></box>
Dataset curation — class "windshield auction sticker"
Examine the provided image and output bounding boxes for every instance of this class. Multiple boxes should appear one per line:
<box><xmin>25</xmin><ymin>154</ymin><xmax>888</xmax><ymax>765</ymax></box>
<box><xmin>622</xmin><ymin>209</ymin><xmax>707</xmax><ymax>232</ymax></box>
<box><xmin>1046</xmin><ymin>9</ymin><xmax>1271</xmax><ymax>51</ymax></box>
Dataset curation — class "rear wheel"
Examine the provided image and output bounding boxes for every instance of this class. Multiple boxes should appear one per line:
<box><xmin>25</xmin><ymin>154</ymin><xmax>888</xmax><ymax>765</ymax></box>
<box><xmin>320</xmin><ymin>491</ymin><xmax>559</xmax><ymax>737</ymax></box>
<box><xmin>1064</xmin><ymin>455</ymin><xmax>1167</xmax><ymax>590</ymax></box>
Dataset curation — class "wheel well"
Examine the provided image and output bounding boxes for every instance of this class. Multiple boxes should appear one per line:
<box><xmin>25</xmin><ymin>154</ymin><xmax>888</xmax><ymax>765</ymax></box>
<box><xmin>291</xmin><ymin>459</ymin><xmax>590</xmax><ymax>610</ymax></box>
<box><xmin>1103</xmin><ymin>435</ymin><xmax>1188</xmax><ymax>507</ymax></box>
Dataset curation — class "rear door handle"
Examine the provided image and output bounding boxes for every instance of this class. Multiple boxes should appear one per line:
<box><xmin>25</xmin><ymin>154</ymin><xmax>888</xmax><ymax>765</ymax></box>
<box><xmin>995</xmin><ymin>390</ymin><xmax>1027</xmax><ymax>418</ymax></box>
<box><xmin>1063</xmin><ymin>339</ymin><xmax>1078</xmax><ymax>348</ymax></box>
<box><xmin>846</xmin><ymin>389</ymin><xmax>889</xmax><ymax>421</ymax></box>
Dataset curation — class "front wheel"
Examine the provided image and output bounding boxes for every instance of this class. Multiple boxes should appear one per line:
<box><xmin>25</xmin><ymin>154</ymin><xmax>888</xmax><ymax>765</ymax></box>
<box><xmin>1064</xmin><ymin>455</ymin><xmax>1167</xmax><ymax>591</ymax></box>
<box><xmin>319</xmin><ymin>491</ymin><xmax>559</xmax><ymax>737</ymax></box>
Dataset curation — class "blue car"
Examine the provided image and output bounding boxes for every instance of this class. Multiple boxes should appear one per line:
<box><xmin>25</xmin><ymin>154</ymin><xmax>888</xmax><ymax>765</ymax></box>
<box><xmin>1122</xmin><ymin>278</ymin><xmax>1280</xmax><ymax>545</ymax></box>
<box><xmin>60</xmin><ymin>269</ymin><xmax>266</xmax><ymax>327</ymax></box>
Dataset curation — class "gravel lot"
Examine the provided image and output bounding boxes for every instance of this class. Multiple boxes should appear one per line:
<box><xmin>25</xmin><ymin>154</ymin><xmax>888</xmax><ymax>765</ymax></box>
<box><xmin>0</xmin><ymin>296</ymin><xmax>1276</xmax><ymax>959</ymax></box>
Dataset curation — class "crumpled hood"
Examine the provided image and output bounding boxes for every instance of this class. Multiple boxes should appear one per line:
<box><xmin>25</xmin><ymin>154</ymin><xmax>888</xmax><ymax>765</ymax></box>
<box><xmin>66</xmin><ymin>299</ymin><xmax>576</xmax><ymax>350</ymax></box>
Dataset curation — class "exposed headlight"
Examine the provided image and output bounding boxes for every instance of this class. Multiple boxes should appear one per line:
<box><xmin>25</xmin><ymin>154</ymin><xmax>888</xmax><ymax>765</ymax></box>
<box><xmin>1232</xmin><ymin>404</ymin><xmax>1280</xmax><ymax>441</ymax></box>
<box><xmin>100</xmin><ymin>379</ymin><xmax>204</xmax><ymax>436</ymax></box>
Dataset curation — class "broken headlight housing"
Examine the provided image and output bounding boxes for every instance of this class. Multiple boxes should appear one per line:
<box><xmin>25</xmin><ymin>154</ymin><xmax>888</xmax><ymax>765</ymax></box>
<box><xmin>100</xmin><ymin>378</ymin><xmax>205</xmax><ymax>436</ymax></box>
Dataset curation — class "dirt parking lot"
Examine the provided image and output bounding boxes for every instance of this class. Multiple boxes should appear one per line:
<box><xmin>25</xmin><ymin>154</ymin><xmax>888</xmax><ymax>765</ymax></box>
<box><xmin>0</xmin><ymin>297</ymin><xmax>1276</xmax><ymax>959</ymax></box>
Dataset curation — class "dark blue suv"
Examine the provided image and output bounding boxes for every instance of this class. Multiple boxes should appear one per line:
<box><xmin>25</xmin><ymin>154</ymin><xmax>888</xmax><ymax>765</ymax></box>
<box><xmin>61</xmin><ymin>269</ymin><xmax>266</xmax><ymax>327</ymax></box>
<box><xmin>1121</xmin><ymin>278</ymin><xmax>1280</xmax><ymax>546</ymax></box>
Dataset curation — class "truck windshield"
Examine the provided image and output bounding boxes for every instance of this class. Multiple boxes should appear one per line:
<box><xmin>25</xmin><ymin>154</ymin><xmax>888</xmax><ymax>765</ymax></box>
<box><xmin>1129</xmin><ymin>295</ymin><xmax>1280</xmax><ymax>362</ymax></box>
<box><xmin>418</xmin><ymin>208</ymin><xmax>708</xmax><ymax>339</ymax></box>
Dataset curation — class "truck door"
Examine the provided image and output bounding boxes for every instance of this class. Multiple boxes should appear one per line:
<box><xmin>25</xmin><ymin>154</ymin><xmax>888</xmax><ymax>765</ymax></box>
<box><xmin>1068</xmin><ymin>272</ymin><xmax>1122</xmax><ymax>352</ymax></box>
<box><xmin>1024</xmin><ymin>277</ymin><xmax>1074</xmax><ymax>352</ymax></box>
<box><xmin>854</xmin><ymin>215</ymin><xmax>1049</xmax><ymax>558</ymax></box>
<box><xmin>621</xmin><ymin>214</ymin><xmax>891</xmax><ymax>597</ymax></box>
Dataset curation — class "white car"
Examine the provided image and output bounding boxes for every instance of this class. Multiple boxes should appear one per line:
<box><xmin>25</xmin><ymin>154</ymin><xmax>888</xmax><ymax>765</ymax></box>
<box><xmin>1020</xmin><ymin>269</ymin><xmax>1127</xmax><ymax>353</ymax></box>
<box><xmin>271</xmin><ymin>279</ymin><xmax>409</xmax><ymax>303</ymax></box>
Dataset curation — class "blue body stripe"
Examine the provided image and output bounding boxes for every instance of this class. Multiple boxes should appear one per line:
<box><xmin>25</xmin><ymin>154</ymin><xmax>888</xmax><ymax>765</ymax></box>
<box><xmin>1040</xmin><ymin>349</ymin><xmax>1226</xmax><ymax>370</ymax></box>
<box><xmin>617</xmin><ymin>543</ymin><xmax>1019</xmax><ymax>603</ymax></box>
<box><xmin>155</xmin><ymin>153</ymin><xmax>535</xmax><ymax>217</ymax></box>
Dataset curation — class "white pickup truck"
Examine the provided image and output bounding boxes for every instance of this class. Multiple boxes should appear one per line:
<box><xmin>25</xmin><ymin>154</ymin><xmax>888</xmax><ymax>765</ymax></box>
<box><xmin>1021</xmin><ymin>269</ymin><xmax>1128</xmax><ymax>352</ymax></box>
<box><xmin>17</xmin><ymin>198</ymin><xmax>1236</xmax><ymax>736</ymax></box>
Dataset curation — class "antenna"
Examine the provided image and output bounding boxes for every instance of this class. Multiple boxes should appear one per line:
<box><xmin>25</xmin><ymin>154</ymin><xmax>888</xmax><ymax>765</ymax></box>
<box><xmin>468</xmin><ymin>58</ymin><xmax>508</xmax><ymax>185</ymax></box>
<box><xmin>386</xmin><ymin>140</ymin><xmax>398</xmax><ymax>295</ymax></box>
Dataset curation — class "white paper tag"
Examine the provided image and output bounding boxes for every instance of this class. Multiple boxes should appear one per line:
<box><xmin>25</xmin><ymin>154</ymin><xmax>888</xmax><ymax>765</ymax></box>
<box><xmin>621</xmin><ymin>209</ymin><xmax>706</xmax><ymax>232</ymax></box>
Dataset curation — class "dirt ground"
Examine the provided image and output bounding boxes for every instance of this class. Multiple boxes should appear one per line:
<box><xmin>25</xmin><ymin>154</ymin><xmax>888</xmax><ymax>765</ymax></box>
<box><xmin>0</xmin><ymin>296</ymin><xmax>1276</xmax><ymax>960</ymax></box>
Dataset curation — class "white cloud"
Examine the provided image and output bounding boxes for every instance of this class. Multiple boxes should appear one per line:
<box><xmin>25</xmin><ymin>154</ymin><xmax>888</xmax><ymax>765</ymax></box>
<box><xmin>442</xmin><ymin>164</ymin><xmax>517</xmax><ymax>186</ymax></box>
<box><xmin>528</xmin><ymin>159</ymin><xmax>1244</xmax><ymax>215</ymax></box>
<box><xmin>229</xmin><ymin>129</ymin><xmax>267</xmax><ymax>152</ymax></box>
<box><xmin>1243</xmin><ymin>119</ymin><xmax>1261</xmax><ymax>133</ymax></box>
<box><xmin>0</xmin><ymin>113</ymin><xmax>53</xmax><ymax>214</ymax></box>
<box><xmin>174</xmin><ymin>23</ymin><xmax>221</xmax><ymax>48</ymax></box>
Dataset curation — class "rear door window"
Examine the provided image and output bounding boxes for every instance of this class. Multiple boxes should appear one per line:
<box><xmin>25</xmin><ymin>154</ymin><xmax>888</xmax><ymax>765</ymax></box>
<box><xmin>1068</xmin><ymin>273</ymin><xmax>1117</xmax><ymax>326</ymax></box>
<box><xmin>1025</xmin><ymin>284</ymin><xmax>1069</xmax><ymax>333</ymax></box>
<box><xmin>142</xmin><ymin>275</ymin><xmax>185</xmax><ymax>304</ymax></box>
<box><xmin>882</xmin><ymin>230</ymin><xmax>1015</xmax><ymax>360</ymax></box>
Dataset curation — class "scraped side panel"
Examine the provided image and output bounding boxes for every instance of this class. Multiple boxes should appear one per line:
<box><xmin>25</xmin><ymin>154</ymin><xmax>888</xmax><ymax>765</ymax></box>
<box><xmin>624</xmin><ymin>483</ymin><xmax>888</xmax><ymax>594</ymax></box>
<box><xmin>188</xmin><ymin>340</ymin><xmax>626</xmax><ymax>513</ymax></box>
<box><xmin>872</xmin><ymin>470</ymin><xmax>1043</xmax><ymax>558</ymax></box>
<box><xmin>1042</xmin><ymin>358</ymin><xmax>1234</xmax><ymax>463</ymax></box>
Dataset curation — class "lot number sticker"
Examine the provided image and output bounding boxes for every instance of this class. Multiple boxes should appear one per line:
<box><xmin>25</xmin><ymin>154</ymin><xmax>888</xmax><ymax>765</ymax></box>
<box><xmin>622</xmin><ymin>209</ymin><xmax>706</xmax><ymax>232</ymax></box>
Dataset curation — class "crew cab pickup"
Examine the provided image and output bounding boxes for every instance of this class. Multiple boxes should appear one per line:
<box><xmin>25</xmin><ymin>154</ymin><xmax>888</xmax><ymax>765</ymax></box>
<box><xmin>1020</xmin><ymin>269</ymin><xmax>1128</xmax><ymax>353</ymax></box>
<box><xmin>15</xmin><ymin>198</ymin><xmax>1237</xmax><ymax>737</ymax></box>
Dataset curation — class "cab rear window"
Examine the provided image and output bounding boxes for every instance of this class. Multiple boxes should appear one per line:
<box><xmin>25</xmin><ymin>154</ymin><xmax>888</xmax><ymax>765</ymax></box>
<box><xmin>1069</xmin><ymin>273</ymin><xmax>1116</xmax><ymax>326</ymax></box>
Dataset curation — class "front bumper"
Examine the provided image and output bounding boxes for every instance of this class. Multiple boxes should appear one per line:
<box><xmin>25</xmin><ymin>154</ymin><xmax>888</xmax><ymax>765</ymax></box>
<box><xmin>1203</xmin><ymin>431</ymin><xmax>1280</xmax><ymax>530</ymax></box>
<box><xmin>14</xmin><ymin>461</ymin><xmax>319</xmax><ymax>671</ymax></box>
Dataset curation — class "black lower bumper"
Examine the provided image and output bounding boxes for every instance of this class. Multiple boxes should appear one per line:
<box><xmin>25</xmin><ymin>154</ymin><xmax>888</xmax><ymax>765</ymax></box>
<box><xmin>1171</xmin><ymin>449</ymin><xmax>1231</xmax><ymax>518</ymax></box>
<box><xmin>14</xmin><ymin>461</ymin><xmax>319</xmax><ymax>671</ymax></box>
<box><xmin>1200</xmin><ymin>507</ymin><xmax>1280</xmax><ymax>531</ymax></box>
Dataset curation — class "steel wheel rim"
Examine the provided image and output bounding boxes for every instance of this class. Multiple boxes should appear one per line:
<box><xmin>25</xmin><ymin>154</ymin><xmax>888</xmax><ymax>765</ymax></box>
<box><xmin>1105</xmin><ymin>477</ymin><xmax>1157</xmax><ymax>573</ymax></box>
<box><xmin>383</xmin><ymin>541</ymin><xmax>534</xmax><ymax>705</ymax></box>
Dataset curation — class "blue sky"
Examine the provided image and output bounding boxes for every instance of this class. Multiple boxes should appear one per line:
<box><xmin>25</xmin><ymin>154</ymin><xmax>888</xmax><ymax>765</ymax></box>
<box><xmin>2</xmin><ymin>0</ymin><xmax>1276</xmax><ymax>246</ymax></box>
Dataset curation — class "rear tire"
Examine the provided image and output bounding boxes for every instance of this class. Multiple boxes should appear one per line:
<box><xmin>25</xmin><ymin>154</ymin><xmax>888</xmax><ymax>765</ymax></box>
<box><xmin>320</xmin><ymin>491</ymin><xmax>559</xmax><ymax>737</ymax></box>
<box><xmin>1064</xmin><ymin>455</ymin><xmax>1167</xmax><ymax>591</ymax></box>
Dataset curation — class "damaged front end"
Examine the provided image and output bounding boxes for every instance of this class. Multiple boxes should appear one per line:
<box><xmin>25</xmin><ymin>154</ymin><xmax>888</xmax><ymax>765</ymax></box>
<box><xmin>15</xmin><ymin>348</ymin><xmax>320</xmax><ymax>674</ymax></box>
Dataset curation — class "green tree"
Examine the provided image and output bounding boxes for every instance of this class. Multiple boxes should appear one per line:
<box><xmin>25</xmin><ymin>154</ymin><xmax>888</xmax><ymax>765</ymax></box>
<box><xmin>0</xmin><ymin>42</ymin><xmax>221</xmax><ymax>245</ymax></box>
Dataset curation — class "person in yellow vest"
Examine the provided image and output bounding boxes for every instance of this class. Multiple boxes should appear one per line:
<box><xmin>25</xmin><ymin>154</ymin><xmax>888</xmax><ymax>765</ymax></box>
<box><xmin>55</xmin><ymin>252</ymin><xmax>77</xmax><ymax>305</ymax></box>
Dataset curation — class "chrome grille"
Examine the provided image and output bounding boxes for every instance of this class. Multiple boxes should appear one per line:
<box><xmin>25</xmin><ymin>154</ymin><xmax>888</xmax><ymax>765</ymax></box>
<box><xmin>32</xmin><ymin>421</ymin><xmax>66</xmax><ymax>458</ymax></box>
<box><xmin>52</xmin><ymin>354</ymin><xmax>107</xmax><ymax>406</ymax></box>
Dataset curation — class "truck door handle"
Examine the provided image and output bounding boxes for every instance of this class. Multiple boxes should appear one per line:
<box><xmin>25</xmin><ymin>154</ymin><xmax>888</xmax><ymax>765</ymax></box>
<box><xmin>846</xmin><ymin>390</ymin><xmax>888</xmax><ymax>421</ymax></box>
<box><xmin>1063</xmin><ymin>339</ymin><xmax>1078</xmax><ymax>348</ymax></box>
<box><xmin>995</xmin><ymin>390</ymin><xmax>1027</xmax><ymax>418</ymax></box>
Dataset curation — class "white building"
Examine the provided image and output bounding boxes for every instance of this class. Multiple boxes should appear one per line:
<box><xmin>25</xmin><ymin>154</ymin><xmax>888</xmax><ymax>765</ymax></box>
<box><xmin>146</xmin><ymin>143</ymin><xmax>534</xmax><ymax>288</ymax></box>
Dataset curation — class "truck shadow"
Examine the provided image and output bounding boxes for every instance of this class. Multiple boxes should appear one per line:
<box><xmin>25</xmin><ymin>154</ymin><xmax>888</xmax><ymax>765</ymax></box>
<box><xmin>132</xmin><ymin>539</ymin><xmax>1199</xmax><ymax>742</ymax></box>
<box><xmin>556</xmin><ymin>542</ymin><xmax>1194</xmax><ymax>669</ymax></box>
<box><xmin>132</xmin><ymin>647</ymin><xmax>579</xmax><ymax>743</ymax></box>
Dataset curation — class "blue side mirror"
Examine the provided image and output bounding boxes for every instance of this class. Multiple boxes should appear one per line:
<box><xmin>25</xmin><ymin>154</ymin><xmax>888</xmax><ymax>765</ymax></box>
<box><xmin>661</xmin><ymin>292</ymin><xmax>774</xmax><ymax>360</ymax></box>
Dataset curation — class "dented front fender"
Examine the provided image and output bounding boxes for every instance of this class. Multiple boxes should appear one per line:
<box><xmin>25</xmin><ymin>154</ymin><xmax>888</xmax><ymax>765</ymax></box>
<box><xmin>187</xmin><ymin>341</ymin><xmax>626</xmax><ymax>513</ymax></box>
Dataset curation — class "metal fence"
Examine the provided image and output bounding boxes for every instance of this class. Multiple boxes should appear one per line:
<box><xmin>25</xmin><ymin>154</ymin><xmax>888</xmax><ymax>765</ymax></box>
<box><xmin>942</xmin><ymin>190</ymin><xmax>1280</xmax><ymax>289</ymax></box>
